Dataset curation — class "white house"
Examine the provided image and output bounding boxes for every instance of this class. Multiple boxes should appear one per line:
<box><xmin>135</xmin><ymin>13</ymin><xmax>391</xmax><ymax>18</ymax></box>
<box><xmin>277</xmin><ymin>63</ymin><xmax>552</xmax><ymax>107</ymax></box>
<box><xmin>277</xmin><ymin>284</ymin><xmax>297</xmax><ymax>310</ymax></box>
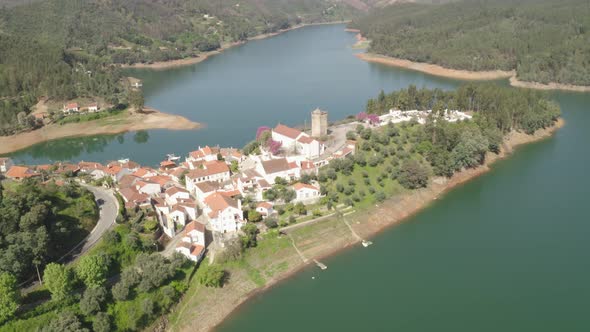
<box><xmin>271</xmin><ymin>124</ymin><xmax>325</xmax><ymax>158</ymax></box>
<box><xmin>88</xmin><ymin>103</ymin><xmax>99</xmax><ymax>112</ymax></box>
<box><xmin>175</xmin><ymin>220</ymin><xmax>206</xmax><ymax>262</ymax></box>
<box><xmin>135</xmin><ymin>180</ymin><xmax>161</xmax><ymax>196</ymax></box>
<box><xmin>187</xmin><ymin>146</ymin><xmax>219</xmax><ymax>163</ymax></box>
<box><xmin>194</xmin><ymin>181</ymin><xmax>220</xmax><ymax>203</ymax></box>
<box><xmin>63</xmin><ymin>102</ymin><xmax>79</xmax><ymax>114</ymax></box>
<box><xmin>0</xmin><ymin>158</ymin><xmax>15</xmax><ymax>173</ymax></box>
<box><xmin>292</xmin><ymin>182</ymin><xmax>321</xmax><ymax>203</ymax></box>
<box><xmin>203</xmin><ymin>192</ymin><xmax>245</xmax><ymax>233</ymax></box>
<box><xmin>165</xmin><ymin>186</ymin><xmax>191</xmax><ymax>205</ymax></box>
<box><xmin>185</xmin><ymin>160</ymin><xmax>230</xmax><ymax>194</ymax></box>
<box><xmin>256</xmin><ymin>201</ymin><xmax>274</xmax><ymax>218</ymax></box>
<box><xmin>255</xmin><ymin>158</ymin><xmax>296</xmax><ymax>185</ymax></box>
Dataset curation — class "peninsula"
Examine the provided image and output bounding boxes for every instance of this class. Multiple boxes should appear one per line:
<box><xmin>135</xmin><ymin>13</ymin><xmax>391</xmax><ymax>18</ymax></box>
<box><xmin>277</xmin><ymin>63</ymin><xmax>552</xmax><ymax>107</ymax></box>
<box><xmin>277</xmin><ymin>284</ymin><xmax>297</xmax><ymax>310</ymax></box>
<box><xmin>1</xmin><ymin>83</ymin><xmax>562</xmax><ymax>331</ymax></box>
<box><xmin>0</xmin><ymin>108</ymin><xmax>200</xmax><ymax>155</ymax></box>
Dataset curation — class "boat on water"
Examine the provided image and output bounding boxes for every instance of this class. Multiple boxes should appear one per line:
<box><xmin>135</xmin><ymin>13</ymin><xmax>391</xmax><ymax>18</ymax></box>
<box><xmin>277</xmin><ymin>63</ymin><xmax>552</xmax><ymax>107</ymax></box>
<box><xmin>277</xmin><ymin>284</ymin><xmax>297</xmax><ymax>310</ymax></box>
<box><xmin>166</xmin><ymin>154</ymin><xmax>180</xmax><ymax>161</ymax></box>
<box><xmin>362</xmin><ymin>240</ymin><xmax>373</xmax><ymax>247</ymax></box>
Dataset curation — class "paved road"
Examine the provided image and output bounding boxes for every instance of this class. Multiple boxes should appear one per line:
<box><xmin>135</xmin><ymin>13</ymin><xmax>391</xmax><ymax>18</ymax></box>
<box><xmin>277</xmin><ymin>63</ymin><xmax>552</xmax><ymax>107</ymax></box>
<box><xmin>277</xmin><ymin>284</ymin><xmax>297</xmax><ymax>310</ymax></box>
<box><xmin>21</xmin><ymin>183</ymin><xmax>118</xmax><ymax>291</ymax></box>
<box><xmin>79</xmin><ymin>184</ymin><xmax>118</xmax><ymax>253</ymax></box>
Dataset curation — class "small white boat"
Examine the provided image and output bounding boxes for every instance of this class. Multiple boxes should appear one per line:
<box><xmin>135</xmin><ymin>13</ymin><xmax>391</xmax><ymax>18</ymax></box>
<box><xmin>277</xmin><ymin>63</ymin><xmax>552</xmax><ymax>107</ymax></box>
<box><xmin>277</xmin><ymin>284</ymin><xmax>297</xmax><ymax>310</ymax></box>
<box><xmin>362</xmin><ymin>240</ymin><xmax>373</xmax><ymax>247</ymax></box>
<box><xmin>166</xmin><ymin>154</ymin><xmax>180</xmax><ymax>161</ymax></box>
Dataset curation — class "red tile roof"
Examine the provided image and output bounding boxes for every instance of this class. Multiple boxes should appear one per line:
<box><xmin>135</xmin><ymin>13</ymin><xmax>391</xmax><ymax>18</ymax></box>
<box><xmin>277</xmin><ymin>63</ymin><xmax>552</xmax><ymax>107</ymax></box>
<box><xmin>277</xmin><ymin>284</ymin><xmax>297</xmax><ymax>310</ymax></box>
<box><xmin>297</xmin><ymin>135</ymin><xmax>314</xmax><ymax>144</ymax></box>
<box><xmin>293</xmin><ymin>182</ymin><xmax>319</xmax><ymax>191</ymax></box>
<box><xmin>204</xmin><ymin>193</ymin><xmax>239</xmax><ymax>218</ymax></box>
<box><xmin>261</xmin><ymin>158</ymin><xmax>290</xmax><ymax>174</ymax></box>
<box><xmin>146</xmin><ymin>175</ymin><xmax>173</xmax><ymax>186</ymax></box>
<box><xmin>257</xmin><ymin>201</ymin><xmax>273</xmax><ymax>209</ymax></box>
<box><xmin>185</xmin><ymin>220</ymin><xmax>206</xmax><ymax>233</ymax></box>
<box><xmin>273</xmin><ymin>124</ymin><xmax>302</xmax><ymax>140</ymax></box>
<box><xmin>189</xmin><ymin>145</ymin><xmax>219</xmax><ymax>159</ymax></box>
<box><xmin>186</xmin><ymin>160</ymin><xmax>229</xmax><ymax>179</ymax></box>
<box><xmin>191</xmin><ymin>244</ymin><xmax>205</xmax><ymax>256</ymax></box>
<box><xmin>166</xmin><ymin>186</ymin><xmax>189</xmax><ymax>196</ymax></box>
<box><xmin>5</xmin><ymin>166</ymin><xmax>37</xmax><ymax>179</ymax></box>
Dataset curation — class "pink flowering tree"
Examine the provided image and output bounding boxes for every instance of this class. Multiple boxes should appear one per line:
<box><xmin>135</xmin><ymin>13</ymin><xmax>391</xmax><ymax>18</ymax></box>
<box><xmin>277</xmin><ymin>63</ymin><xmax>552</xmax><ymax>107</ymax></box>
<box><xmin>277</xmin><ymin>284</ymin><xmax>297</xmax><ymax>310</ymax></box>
<box><xmin>367</xmin><ymin>114</ymin><xmax>380</xmax><ymax>125</ymax></box>
<box><xmin>356</xmin><ymin>112</ymin><xmax>368</xmax><ymax>121</ymax></box>
<box><xmin>267</xmin><ymin>138</ymin><xmax>282</xmax><ymax>155</ymax></box>
<box><xmin>256</xmin><ymin>126</ymin><xmax>271</xmax><ymax>140</ymax></box>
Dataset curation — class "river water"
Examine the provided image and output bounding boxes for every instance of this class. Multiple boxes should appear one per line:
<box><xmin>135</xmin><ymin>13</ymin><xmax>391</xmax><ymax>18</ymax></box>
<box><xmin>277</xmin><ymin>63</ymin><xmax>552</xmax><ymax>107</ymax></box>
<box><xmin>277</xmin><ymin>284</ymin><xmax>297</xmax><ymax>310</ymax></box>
<box><xmin>5</xmin><ymin>24</ymin><xmax>460</xmax><ymax>166</ymax></box>
<box><xmin>6</xmin><ymin>24</ymin><xmax>590</xmax><ymax>331</ymax></box>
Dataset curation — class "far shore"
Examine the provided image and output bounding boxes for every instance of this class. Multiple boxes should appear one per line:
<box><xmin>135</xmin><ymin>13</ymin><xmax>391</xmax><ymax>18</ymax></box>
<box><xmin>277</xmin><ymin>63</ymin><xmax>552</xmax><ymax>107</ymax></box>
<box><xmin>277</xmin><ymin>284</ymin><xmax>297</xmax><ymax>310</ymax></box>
<box><xmin>123</xmin><ymin>21</ymin><xmax>351</xmax><ymax>70</ymax></box>
<box><xmin>0</xmin><ymin>107</ymin><xmax>201</xmax><ymax>155</ymax></box>
<box><xmin>171</xmin><ymin>118</ymin><xmax>564</xmax><ymax>332</ymax></box>
<box><xmin>357</xmin><ymin>53</ymin><xmax>590</xmax><ymax>92</ymax></box>
<box><xmin>356</xmin><ymin>53</ymin><xmax>515</xmax><ymax>81</ymax></box>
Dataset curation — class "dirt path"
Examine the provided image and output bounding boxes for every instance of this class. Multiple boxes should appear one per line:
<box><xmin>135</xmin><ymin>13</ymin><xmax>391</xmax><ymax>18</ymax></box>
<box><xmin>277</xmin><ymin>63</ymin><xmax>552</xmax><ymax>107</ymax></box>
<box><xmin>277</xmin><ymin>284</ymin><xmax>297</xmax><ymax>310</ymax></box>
<box><xmin>0</xmin><ymin>108</ymin><xmax>201</xmax><ymax>154</ymax></box>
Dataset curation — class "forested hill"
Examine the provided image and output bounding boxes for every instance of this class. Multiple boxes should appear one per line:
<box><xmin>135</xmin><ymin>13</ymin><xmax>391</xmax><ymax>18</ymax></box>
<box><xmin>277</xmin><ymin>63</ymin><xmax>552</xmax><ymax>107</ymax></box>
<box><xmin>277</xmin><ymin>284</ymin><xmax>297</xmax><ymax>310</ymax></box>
<box><xmin>0</xmin><ymin>0</ymin><xmax>359</xmax><ymax>65</ymax></box>
<box><xmin>0</xmin><ymin>0</ymin><xmax>363</xmax><ymax>136</ymax></box>
<box><xmin>351</xmin><ymin>0</ymin><xmax>590</xmax><ymax>86</ymax></box>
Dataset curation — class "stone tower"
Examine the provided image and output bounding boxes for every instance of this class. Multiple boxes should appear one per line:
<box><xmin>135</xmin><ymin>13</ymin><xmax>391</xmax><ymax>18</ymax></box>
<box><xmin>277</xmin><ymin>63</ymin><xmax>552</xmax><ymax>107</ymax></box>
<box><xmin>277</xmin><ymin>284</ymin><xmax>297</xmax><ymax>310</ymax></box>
<box><xmin>311</xmin><ymin>108</ymin><xmax>328</xmax><ymax>138</ymax></box>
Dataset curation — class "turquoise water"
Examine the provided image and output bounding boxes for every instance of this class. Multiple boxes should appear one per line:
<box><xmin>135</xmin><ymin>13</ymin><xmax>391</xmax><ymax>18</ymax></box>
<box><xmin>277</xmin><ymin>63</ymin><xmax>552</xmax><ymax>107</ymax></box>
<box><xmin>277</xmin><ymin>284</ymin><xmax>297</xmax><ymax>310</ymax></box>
<box><xmin>215</xmin><ymin>92</ymin><xmax>590</xmax><ymax>332</ymax></box>
<box><xmin>5</xmin><ymin>24</ymin><xmax>462</xmax><ymax>166</ymax></box>
<box><xmin>4</xmin><ymin>24</ymin><xmax>590</xmax><ymax>331</ymax></box>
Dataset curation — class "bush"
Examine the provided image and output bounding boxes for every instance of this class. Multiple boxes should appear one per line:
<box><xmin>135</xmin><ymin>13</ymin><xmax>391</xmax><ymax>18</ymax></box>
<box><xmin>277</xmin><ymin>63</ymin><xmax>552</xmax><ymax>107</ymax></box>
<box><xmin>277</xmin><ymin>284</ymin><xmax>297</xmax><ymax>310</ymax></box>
<box><xmin>264</xmin><ymin>218</ymin><xmax>278</xmax><ymax>229</ymax></box>
<box><xmin>80</xmin><ymin>286</ymin><xmax>107</xmax><ymax>315</ymax></box>
<box><xmin>196</xmin><ymin>264</ymin><xmax>225</xmax><ymax>288</ymax></box>
<box><xmin>375</xmin><ymin>192</ymin><xmax>386</xmax><ymax>202</ymax></box>
<box><xmin>398</xmin><ymin>159</ymin><xmax>429</xmax><ymax>189</ymax></box>
<box><xmin>93</xmin><ymin>312</ymin><xmax>111</xmax><ymax>332</ymax></box>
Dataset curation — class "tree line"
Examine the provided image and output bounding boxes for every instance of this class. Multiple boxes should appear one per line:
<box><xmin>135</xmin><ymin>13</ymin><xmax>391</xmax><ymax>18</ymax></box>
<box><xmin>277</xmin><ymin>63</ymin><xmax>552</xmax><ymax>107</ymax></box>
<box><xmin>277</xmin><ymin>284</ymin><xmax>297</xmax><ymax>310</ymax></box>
<box><xmin>315</xmin><ymin>83</ymin><xmax>561</xmax><ymax>210</ymax></box>
<box><xmin>351</xmin><ymin>0</ymin><xmax>590</xmax><ymax>86</ymax></box>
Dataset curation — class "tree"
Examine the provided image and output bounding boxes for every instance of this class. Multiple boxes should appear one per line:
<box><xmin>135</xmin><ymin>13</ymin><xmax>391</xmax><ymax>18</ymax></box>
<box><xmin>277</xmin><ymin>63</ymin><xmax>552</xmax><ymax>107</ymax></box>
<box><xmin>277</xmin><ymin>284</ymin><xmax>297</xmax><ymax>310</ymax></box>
<box><xmin>240</xmin><ymin>223</ymin><xmax>258</xmax><ymax>249</ymax></box>
<box><xmin>93</xmin><ymin>312</ymin><xmax>111</xmax><ymax>332</ymax></box>
<box><xmin>398</xmin><ymin>160</ymin><xmax>429</xmax><ymax>190</ymax></box>
<box><xmin>247</xmin><ymin>210</ymin><xmax>263</xmax><ymax>223</ymax></box>
<box><xmin>111</xmin><ymin>281</ymin><xmax>130</xmax><ymax>301</ymax></box>
<box><xmin>281</xmin><ymin>189</ymin><xmax>296</xmax><ymax>203</ymax></box>
<box><xmin>128</xmin><ymin>90</ymin><xmax>144</xmax><ymax>111</ymax></box>
<box><xmin>264</xmin><ymin>218</ymin><xmax>278</xmax><ymax>228</ymax></box>
<box><xmin>346</xmin><ymin>131</ymin><xmax>356</xmax><ymax>140</ymax></box>
<box><xmin>451</xmin><ymin>126</ymin><xmax>489</xmax><ymax>169</ymax></box>
<box><xmin>0</xmin><ymin>273</ymin><xmax>20</xmax><ymax>324</ymax></box>
<box><xmin>196</xmin><ymin>264</ymin><xmax>225</xmax><ymax>288</ymax></box>
<box><xmin>42</xmin><ymin>311</ymin><xmax>88</xmax><ymax>332</ymax></box>
<box><xmin>76</xmin><ymin>254</ymin><xmax>111</xmax><ymax>287</ymax></box>
<box><xmin>43</xmin><ymin>263</ymin><xmax>75</xmax><ymax>301</ymax></box>
<box><xmin>80</xmin><ymin>286</ymin><xmax>107</xmax><ymax>315</ymax></box>
<box><xmin>293</xmin><ymin>202</ymin><xmax>307</xmax><ymax>216</ymax></box>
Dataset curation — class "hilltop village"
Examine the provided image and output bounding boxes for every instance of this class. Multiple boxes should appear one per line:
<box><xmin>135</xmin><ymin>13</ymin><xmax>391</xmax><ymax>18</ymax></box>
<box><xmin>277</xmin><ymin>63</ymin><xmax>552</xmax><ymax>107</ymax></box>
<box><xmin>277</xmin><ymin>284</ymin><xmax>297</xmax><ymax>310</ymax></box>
<box><xmin>0</xmin><ymin>108</ymin><xmax>471</xmax><ymax>263</ymax></box>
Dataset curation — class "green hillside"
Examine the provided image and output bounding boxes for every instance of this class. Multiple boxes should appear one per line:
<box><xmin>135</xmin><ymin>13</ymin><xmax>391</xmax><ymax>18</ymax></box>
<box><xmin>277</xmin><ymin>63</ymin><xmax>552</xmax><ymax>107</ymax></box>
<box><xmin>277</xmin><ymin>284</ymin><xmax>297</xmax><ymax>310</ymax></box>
<box><xmin>0</xmin><ymin>0</ymin><xmax>361</xmax><ymax>136</ymax></box>
<box><xmin>351</xmin><ymin>0</ymin><xmax>590</xmax><ymax>86</ymax></box>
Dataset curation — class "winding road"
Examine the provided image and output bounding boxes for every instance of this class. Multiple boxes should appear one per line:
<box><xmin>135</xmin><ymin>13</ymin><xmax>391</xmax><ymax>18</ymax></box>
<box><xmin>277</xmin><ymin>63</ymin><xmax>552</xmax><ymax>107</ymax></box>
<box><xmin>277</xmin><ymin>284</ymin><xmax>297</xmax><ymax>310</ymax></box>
<box><xmin>78</xmin><ymin>183</ymin><xmax>119</xmax><ymax>253</ymax></box>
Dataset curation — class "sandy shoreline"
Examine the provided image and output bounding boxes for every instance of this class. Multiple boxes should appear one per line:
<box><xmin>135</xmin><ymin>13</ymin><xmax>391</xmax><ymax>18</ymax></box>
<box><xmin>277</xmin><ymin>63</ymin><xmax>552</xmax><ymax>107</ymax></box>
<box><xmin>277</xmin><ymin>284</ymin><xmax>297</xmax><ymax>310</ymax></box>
<box><xmin>171</xmin><ymin>119</ymin><xmax>563</xmax><ymax>332</ymax></box>
<box><xmin>124</xmin><ymin>21</ymin><xmax>350</xmax><ymax>70</ymax></box>
<box><xmin>509</xmin><ymin>76</ymin><xmax>590</xmax><ymax>92</ymax></box>
<box><xmin>357</xmin><ymin>53</ymin><xmax>590</xmax><ymax>92</ymax></box>
<box><xmin>356</xmin><ymin>53</ymin><xmax>515</xmax><ymax>81</ymax></box>
<box><xmin>0</xmin><ymin>108</ymin><xmax>201</xmax><ymax>155</ymax></box>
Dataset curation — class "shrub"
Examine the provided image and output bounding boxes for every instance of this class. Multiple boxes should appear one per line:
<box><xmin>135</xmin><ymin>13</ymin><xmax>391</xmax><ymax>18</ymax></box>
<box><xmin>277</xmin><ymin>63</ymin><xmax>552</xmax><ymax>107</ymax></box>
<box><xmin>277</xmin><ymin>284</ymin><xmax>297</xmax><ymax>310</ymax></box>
<box><xmin>80</xmin><ymin>286</ymin><xmax>107</xmax><ymax>315</ymax></box>
<box><xmin>196</xmin><ymin>264</ymin><xmax>225</xmax><ymax>288</ymax></box>
<box><xmin>264</xmin><ymin>218</ymin><xmax>278</xmax><ymax>229</ymax></box>
<box><xmin>375</xmin><ymin>192</ymin><xmax>386</xmax><ymax>202</ymax></box>
<box><xmin>93</xmin><ymin>312</ymin><xmax>111</xmax><ymax>332</ymax></box>
<box><xmin>398</xmin><ymin>159</ymin><xmax>429</xmax><ymax>189</ymax></box>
